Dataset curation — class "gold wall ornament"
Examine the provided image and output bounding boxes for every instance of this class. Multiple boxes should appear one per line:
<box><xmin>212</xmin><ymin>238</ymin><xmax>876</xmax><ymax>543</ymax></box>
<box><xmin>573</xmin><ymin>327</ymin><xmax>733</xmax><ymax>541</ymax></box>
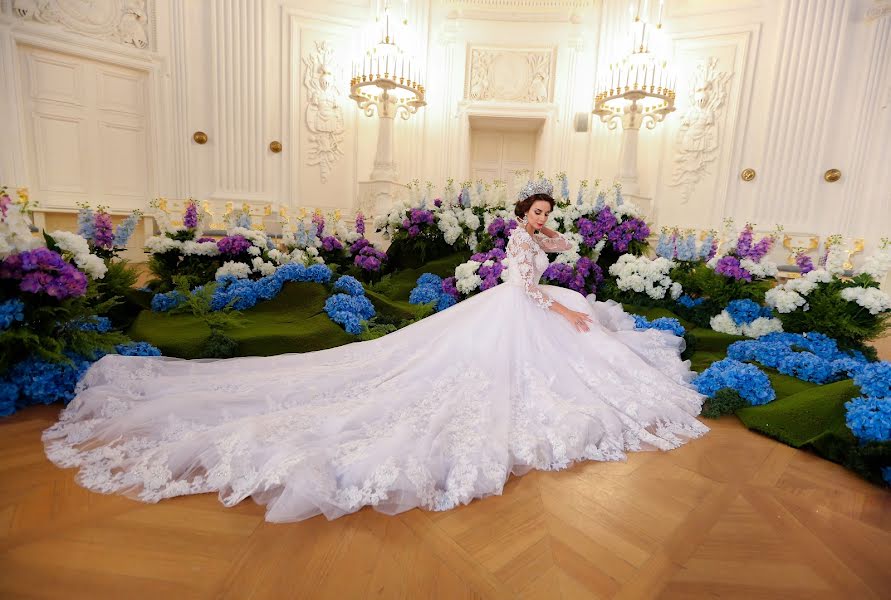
<box><xmin>824</xmin><ymin>168</ymin><xmax>841</xmax><ymax>182</ymax></box>
<box><xmin>740</xmin><ymin>168</ymin><xmax>756</xmax><ymax>181</ymax></box>
<box><xmin>193</xmin><ymin>131</ymin><xmax>208</xmax><ymax>144</ymax></box>
<box><xmin>269</xmin><ymin>140</ymin><xmax>282</xmax><ymax>153</ymax></box>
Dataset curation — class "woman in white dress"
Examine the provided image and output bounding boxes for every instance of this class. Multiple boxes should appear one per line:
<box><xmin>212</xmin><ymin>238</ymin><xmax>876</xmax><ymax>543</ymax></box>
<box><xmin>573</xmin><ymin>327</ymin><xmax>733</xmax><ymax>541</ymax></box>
<box><xmin>43</xmin><ymin>182</ymin><xmax>709</xmax><ymax>523</ymax></box>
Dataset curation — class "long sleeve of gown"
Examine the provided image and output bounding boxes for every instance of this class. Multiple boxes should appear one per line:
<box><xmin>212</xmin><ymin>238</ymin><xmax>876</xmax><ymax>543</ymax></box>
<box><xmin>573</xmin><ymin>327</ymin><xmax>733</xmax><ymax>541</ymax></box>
<box><xmin>507</xmin><ymin>233</ymin><xmax>554</xmax><ymax>310</ymax></box>
<box><xmin>534</xmin><ymin>232</ymin><xmax>572</xmax><ymax>252</ymax></box>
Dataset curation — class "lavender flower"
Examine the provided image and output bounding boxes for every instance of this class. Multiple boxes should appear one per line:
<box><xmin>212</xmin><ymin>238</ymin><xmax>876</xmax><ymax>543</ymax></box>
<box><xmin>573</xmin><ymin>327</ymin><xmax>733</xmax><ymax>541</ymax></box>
<box><xmin>714</xmin><ymin>255</ymin><xmax>752</xmax><ymax>282</ymax></box>
<box><xmin>796</xmin><ymin>253</ymin><xmax>814</xmax><ymax>274</ymax></box>
<box><xmin>217</xmin><ymin>235</ymin><xmax>252</xmax><ymax>256</ymax></box>
<box><xmin>183</xmin><ymin>201</ymin><xmax>198</xmax><ymax>229</ymax></box>
<box><xmin>1</xmin><ymin>248</ymin><xmax>87</xmax><ymax>299</ymax></box>
<box><xmin>355</xmin><ymin>212</ymin><xmax>366</xmax><ymax>236</ymax></box>
<box><xmin>93</xmin><ymin>210</ymin><xmax>114</xmax><ymax>249</ymax></box>
<box><xmin>312</xmin><ymin>211</ymin><xmax>325</xmax><ymax>237</ymax></box>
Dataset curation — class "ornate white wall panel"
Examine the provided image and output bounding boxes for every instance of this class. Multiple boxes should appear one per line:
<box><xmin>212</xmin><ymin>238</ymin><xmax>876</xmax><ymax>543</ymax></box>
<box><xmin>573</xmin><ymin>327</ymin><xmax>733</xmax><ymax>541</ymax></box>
<box><xmin>754</xmin><ymin>0</ymin><xmax>851</xmax><ymax>230</ymax></box>
<box><xmin>654</xmin><ymin>26</ymin><xmax>756</xmax><ymax>229</ymax></box>
<box><xmin>10</xmin><ymin>0</ymin><xmax>152</xmax><ymax>49</ymax></box>
<box><xmin>285</xmin><ymin>8</ymin><xmax>359</xmax><ymax>211</ymax></box>
<box><xmin>465</xmin><ymin>46</ymin><xmax>555</xmax><ymax>102</ymax></box>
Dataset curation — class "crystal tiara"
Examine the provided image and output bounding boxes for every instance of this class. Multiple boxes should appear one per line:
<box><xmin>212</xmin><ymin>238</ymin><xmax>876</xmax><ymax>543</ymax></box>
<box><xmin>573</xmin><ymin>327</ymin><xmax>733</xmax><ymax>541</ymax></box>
<box><xmin>517</xmin><ymin>178</ymin><xmax>554</xmax><ymax>201</ymax></box>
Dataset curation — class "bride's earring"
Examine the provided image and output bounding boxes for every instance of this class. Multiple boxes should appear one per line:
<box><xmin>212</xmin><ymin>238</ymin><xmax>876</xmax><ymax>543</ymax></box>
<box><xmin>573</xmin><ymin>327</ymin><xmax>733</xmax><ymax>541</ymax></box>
<box><xmin>517</xmin><ymin>216</ymin><xmax>528</xmax><ymax>228</ymax></box>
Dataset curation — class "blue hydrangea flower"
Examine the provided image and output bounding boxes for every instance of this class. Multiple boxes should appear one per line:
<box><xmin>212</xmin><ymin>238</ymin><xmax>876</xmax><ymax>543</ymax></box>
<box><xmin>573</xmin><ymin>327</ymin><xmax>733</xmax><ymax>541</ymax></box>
<box><xmin>694</xmin><ymin>358</ymin><xmax>776</xmax><ymax>406</ymax></box>
<box><xmin>417</xmin><ymin>273</ymin><xmax>443</xmax><ymax>288</ymax></box>
<box><xmin>436</xmin><ymin>294</ymin><xmax>457</xmax><ymax>311</ymax></box>
<box><xmin>844</xmin><ymin>397</ymin><xmax>891</xmax><ymax>443</ymax></box>
<box><xmin>0</xmin><ymin>381</ymin><xmax>20</xmax><ymax>417</ymax></box>
<box><xmin>677</xmin><ymin>294</ymin><xmax>704</xmax><ymax>309</ymax></box>
<box><xmin>274</xmin><ymin>263</ymin><xmax>307</xmax><ymax>282</ymax></box>
<box><xmin>115</xmin><ymin>342</ymin><xmax>162</xmax><ymax>356</ymax></box>
<box><xmin>8</xmin><ymin>354</ymin><xmax>93</xmax><ymax>406</ymax></box>
<box><xmin>71</xmin><ymin>316</ymin><xmax>112</xmax><ymax>333</ymax></box>
<box><xmin>725</xmin><ymin>299</ymin><xmax>764</xmax><ymax>326</ymax></box>
<box><xmin>633</xmin><ymin>314</ymin><xmax>685</xmax><ymax>337</ymax></box>
<box><xmin>409</xmin><ymin>285</ymin><xmax>441</xmax><ymax>305</ymax></box>
<box><xmin>854</xmin><ymin>363</ymin><xmax>891</xmax><ymax>400</ymax></box>
<box><xmin>0</xmin><ymin>299</ymin><xmax>25</xmax><ymax>330</ymax></box>
<box><xmin>333</xmin><ymin>275</ymin><xmax>365</xmax><ymax>297</ymax></box>
<box><xmin>304</xmin><ymin>264</ymin><xmax>333</xmax><ymax>284</ymax></box>
<box><xmin>776</xmin><ymin>352</ymin><xmax>839</xmax><ymax>384</ymax></box>
<box><xmin>324</xmin><ymin>293</ymin><xmax>375</xmax><ymax>334</ymax></box>
<box><xmin>151</xmin><ymin>290</ymin><xmax>187</xmax><ymax>312</ymax></box>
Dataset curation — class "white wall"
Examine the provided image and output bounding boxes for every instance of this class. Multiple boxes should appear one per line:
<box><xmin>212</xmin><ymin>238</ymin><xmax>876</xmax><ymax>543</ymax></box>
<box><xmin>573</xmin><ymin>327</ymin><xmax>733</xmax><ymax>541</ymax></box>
<box><xmin>0</xmin><ymin>0</ymin><xmax>888</xmax><ymax>251</ymax></box>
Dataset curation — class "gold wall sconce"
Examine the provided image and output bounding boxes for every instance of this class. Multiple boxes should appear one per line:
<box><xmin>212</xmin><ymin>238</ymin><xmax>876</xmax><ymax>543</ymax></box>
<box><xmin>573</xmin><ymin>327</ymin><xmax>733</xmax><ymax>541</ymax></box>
<box><xmin>740</xmin><ymin>168</ymin><xmax>756</xmax><ymax>181</ymax></box>
<box><xmin>193</xmin><ymin>131</ymin><xmax>208</xmax><ymax>144</ymax></box>
<box><xmin>824</xmin><ymin>169</ymin><xmax>841</xmax><ymax>182</ymax></box>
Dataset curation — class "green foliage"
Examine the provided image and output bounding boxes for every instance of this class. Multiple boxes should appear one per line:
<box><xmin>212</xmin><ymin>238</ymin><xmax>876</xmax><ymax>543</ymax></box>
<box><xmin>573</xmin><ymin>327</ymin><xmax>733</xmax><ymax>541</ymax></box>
<box><xmin>148</xmin><ymin>250</ymin><xmax>221</xmax><ymax>293</ymax></box>
<box><xmin>385</xmin><ymin>233</ymin><xmax>455</xmax><ymax>271</ymax></box>
<box><xmin>700</xmin><ymin>388</ymin><xmax>748</xmax><ymax>418</ymax></box>
<box><xmin>776</xmin><ymin>273</ymin><xmax>890</xmax><ymax>349</ymax></box>
<box><xmin>93</xmin><ymin>259</ymin><xmax>141</xmax><ymax>329</ymax></box>
<box><xmin>0</xmin><ymin>279</ymin><xmax>127</xmax><ymax>373</ymax></box>
<box><xmin>360</xmin><ymin>302</ymin><xmax>434</xmax><ymax>340</ymax></box>
<box><xmin>167</xmin><ymin>277</ymin><xmax>244</xmax><ymax>358</ymax></box>
<box><xmin>671</xmin><ymin>263</ymin><xmax>771</xmax><ymax>307</ymax></box>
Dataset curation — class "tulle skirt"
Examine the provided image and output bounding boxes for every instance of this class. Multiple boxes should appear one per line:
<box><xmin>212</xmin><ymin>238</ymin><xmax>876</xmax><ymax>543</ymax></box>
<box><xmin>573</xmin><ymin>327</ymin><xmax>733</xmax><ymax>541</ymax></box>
<box><xmin>43</xmin><ymin>284</ymin><xmax>708</xmax><ymax>522</ymax></box>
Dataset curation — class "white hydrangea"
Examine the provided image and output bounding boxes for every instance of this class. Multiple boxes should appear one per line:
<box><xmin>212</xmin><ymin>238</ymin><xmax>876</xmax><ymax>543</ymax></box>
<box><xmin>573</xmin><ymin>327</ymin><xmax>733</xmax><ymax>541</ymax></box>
<box><xmin>710</xmin><ymin>311</ymin><xmax>783</xmax><ymax>338</ymax></box>
<box><xmin>247</xmin><ymin>246</ymin><xmax>261</xmax><ymax>256</ymax></box>
<box><xmin>144</xmin><ymin>235</ymin><xmax>181</xmax><ymax>254</ymax></box>
<box><xmin>804</xmin><ymin>268</ymin><xmax>832</xmax><ymax>284</ymax></box>
<box><xmin>608</xmin><ymin>254</ymin><xmax>678</xmax><ymax>300</ymax></box>
<box><xmin>461</xmin><ymin>208</ymin><xmax>481</xmax><ymax>232</ymax></box>
<box><xmin>840</xmin><ymin>286</ymin><xmax>891</xmax><ymax>315</ymax></box>
<box><xmin>613</xmin><ymin>202</ymin><xmax>641</xmax><ymax>219</ymax></box>
<box><xmin>455</xmin><ymin>260</ymin><xmax>482</xmax><ymax>295</ymax></box>
<box><xmin>670</xmin><ymin>281</ymin><xmax>683</xmax><ymax>300</ymax></box>
<box><xmin>740</xmin><ymin>258</ymin><xmax>778</xmax><ymax>279</ymax></box>
<box><xmin>765</xmin><ymin>286</ymin><xmax>808</xmax><ymax>313</ymax></box>
<box><xmin>251</xmin><ymin>257</ymin><xmax>276</xmax><ymax>276</ymax></box>
<box><xmin>786</xmin><ymin>277</ymin><xmax>817</xmax><ymax>296</ymax></box>
<box><xmin>181</xmin><ymin>240</ymin><xmax>220</xmax><ymax>256</ymax></box>
<box><xmin>49</xmin><ymin>230</ymin><xmax>108</xmax><ymax>279</ymax></box>
<box><xmin>215</xmin><ymin>260</ymin><xmax>252</xmax><ymax>280</ymax></box>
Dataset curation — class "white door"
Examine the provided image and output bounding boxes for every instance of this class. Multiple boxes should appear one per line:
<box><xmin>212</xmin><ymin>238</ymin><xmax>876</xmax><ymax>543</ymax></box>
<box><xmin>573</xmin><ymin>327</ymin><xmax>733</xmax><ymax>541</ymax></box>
<box><xmin>18</xmin><ymin>45</ymin><xmax>150</xmax><ymax>212</ymax></box>
<box><xmin>470</xmin><ymin>128</ymin><xmax>537</xmax><ymax>183</ymax></box>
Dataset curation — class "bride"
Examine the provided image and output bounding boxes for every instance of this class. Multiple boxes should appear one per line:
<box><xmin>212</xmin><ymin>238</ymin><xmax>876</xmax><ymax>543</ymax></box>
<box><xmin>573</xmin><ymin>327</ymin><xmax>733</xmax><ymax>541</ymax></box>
<box><xmin>43</xmin><ymin>181</ymin><xmax>709</xmax><ymax>523</ymax></box>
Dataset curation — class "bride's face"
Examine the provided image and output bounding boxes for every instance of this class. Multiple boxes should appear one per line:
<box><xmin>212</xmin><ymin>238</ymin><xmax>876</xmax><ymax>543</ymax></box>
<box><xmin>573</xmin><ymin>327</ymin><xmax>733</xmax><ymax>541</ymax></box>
<box><xmin>525</xmin><ymin>200</ymin><xmax>551</xmax><ymax>231</ymax></box>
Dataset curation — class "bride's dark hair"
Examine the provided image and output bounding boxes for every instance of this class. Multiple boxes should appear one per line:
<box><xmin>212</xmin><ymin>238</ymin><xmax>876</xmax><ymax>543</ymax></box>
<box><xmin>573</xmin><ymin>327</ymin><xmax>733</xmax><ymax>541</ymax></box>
<box><xmin>514</xmin><ymin>194</ymin><xmax>555</xmax><ymax>218</ymax></box>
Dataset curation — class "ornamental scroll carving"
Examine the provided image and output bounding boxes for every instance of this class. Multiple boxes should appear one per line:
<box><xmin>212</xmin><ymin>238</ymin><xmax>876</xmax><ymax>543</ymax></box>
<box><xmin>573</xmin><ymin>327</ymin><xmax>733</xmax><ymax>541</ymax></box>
<box><xmin>669</xmin><ymin>57</ymin><xmax>731</xmax><ymax>203</ymax></box>
<box><xmin>12</xmin><ymin>0</ymin><xmax>150</xmax><ymax>49</ymax></box>
<box><xmin>302</xmin><ymin>40</ymin><xmax>345</xmax><ymax>183</ymax></box>
<box><xmin>466</xmin><ymin>47</ymin><xmax>553</xmax><ymax>102</ymax></box>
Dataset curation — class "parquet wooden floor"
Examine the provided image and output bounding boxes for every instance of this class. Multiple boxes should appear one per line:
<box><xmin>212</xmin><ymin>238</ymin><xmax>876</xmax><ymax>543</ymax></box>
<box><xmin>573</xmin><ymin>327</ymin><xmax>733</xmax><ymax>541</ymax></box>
<box><xmin>0</xmin><ymin>405</ymin><xmax>888</xmax><ymax>600</ymax></box>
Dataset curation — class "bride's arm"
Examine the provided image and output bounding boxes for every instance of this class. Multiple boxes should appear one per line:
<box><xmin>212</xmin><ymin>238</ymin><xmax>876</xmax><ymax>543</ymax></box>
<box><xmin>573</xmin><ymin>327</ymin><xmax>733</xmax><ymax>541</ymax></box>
<box><xmin>507</xmin><ymin>233</ymin><xmax>592</xmax><ymax>331</ymax></box>
<box><xmin>534</xmin><ymin>227</ymin><xmax>572</xmax><ymax>252</ymax></box>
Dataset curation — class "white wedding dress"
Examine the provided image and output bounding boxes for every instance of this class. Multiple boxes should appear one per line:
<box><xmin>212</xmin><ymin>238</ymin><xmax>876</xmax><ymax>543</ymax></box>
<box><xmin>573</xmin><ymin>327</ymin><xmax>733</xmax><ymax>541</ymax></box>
<box><xmin>43</xmin><ymin>228</ymin><xmax>708</xmax><ymax>522</ymax></box>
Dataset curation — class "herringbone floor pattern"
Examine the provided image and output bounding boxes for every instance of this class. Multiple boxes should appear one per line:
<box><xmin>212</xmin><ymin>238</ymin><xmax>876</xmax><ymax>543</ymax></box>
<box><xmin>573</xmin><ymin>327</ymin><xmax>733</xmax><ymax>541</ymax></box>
<box><xmin>0</xmin><ymin>406</ymin><xmax>888</xmax><ymax>599</ymax></box>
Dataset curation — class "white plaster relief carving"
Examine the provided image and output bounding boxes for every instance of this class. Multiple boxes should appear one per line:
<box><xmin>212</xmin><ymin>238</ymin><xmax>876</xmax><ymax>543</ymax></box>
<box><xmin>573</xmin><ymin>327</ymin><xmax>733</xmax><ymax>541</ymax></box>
<box><xmin>12</xmin><ymin>0</ymin><xmax>149</xmax><ymax>49</ymax></box>
<box><xmin>670</xmin><ymin>57</ymin><xmax>731</xmax><ymax>203</ymax></box>
<box><xmin>302</xmin><ymin>40</ymin><xmax>345</xmax><ymax>183</ymax></box>
<box><xmin>466</xmin><ymin>47</ymin><xmax>554</xmax><ymax>102</ymax></box>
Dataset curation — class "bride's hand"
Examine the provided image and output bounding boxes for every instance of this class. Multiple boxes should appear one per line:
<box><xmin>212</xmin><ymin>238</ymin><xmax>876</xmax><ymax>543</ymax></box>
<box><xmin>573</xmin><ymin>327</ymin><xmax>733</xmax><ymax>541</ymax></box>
<box><xmin>559</xmin><ymin>307</ymin><xmax>593</xmax><ymax>332</ymax></box>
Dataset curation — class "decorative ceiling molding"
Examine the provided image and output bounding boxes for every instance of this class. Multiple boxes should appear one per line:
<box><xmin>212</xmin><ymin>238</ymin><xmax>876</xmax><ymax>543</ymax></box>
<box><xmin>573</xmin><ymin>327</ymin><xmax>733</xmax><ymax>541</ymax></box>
<box><xmin>446</xmin><ymin>0</ymin><xmax>592</xmax><ymax>22</ymax></box>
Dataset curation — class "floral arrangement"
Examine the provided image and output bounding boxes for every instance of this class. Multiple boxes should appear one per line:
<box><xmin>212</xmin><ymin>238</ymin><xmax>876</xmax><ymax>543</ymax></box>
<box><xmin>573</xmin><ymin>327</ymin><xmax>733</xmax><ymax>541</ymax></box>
<box><xmin>709</xmin><ymin>298</ymin><xmax>783</xmax><ymax>338</ymax></box>
<box><xmin>726</xmin><ymin>332</ymin><xmax>870</xmax><ymax>384</ymax></box>
<box><xmin>694</xmin><ymin>358</ymin><xmax>776</xmax><ymax>406</ymax></box>
<box><xmin>632</xmin><ymin>314</ymin><xmax>686</xmax><ymax>337</ymax></box>
<box><xmin>707</xmin><ymin>221</ymin><xmax>780</xmax><ymax>282</ymax></box>
<box><xmin>764</xmin><ymin>240</ymin><xmax>890</xmax><ymax>348</ymax></box>
<box><xmin>74</xmin><ymin>203</ymin><xmax>142</xmax><ymax>259</ymax></box>
<box><xmin>324</xmin><ymin>275</ymin><xmax>375</xmax><ymax>334</ymax></box>
<box><xmin>408</xmin><ymin>273</ymin><xmax>457</xmax><ymax>312</ymax></box>
<box><xmin>541</xmin><ymin>256</ymin><xmax>603</xmax><ymax>297</ymax></box>
<box><xmin>656</xmin><ymin>228</ymin><xmax>717</xmax><ymax>262</ymax></box>
<box><xmin>607</xmin><ymin>254</ymin><xmax>682</xmax><ymax>302</ymax></box>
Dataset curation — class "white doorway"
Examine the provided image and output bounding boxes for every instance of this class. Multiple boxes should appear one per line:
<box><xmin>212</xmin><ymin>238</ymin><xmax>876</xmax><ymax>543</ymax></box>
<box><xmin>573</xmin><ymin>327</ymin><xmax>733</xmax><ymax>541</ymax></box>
<box><xmin>469</xmin><ymin>116</ymin><xmax>542</xmax><ymax>183</ymax></box>
<box><xmin>17</xmin><ymin>45</ymin><xmax>151</xmax><ymax>212</ymax></box>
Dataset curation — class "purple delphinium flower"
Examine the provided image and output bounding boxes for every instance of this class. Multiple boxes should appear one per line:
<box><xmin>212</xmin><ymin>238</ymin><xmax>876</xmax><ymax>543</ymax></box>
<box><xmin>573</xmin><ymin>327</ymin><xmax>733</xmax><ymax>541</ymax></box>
<box><xmin>183</xmin><ymin>202</ymin><xmax>198</xmax><ymax>229</ymax></box>
<box><xmin>796</xmin><ymin>253</ymin><xmax>814</xmax><ymax>274</ymax></box>
<box><xmin>355</xmin><ymin>212</ymin><xmax>365</xmax><ymax>236</ymax></box>
<box><xmin>1</xmin><ymin>248</ymin><xmax>87</xmax><ymax>299</ymax></box>
<box><xmin>312</xmin><ymin>212</ymin><xmax>325</xmax><ymax>238</ymax></box>
<box><xmin>93</xmin><ymin>210</ymin><xmax>114</xmax><ymax>250</ymax></box>
<box><xmin>607</xmin><ymin>218</ymin><xmax>650</xmax><ymax>253</ymax></box>
<box><xmin>745</xmin><ymin>236</ymin><xmax>774</xmax><ymax>262</ymax></box>
<box><xmin>736</xmin><ymin>225</ymin><xmax>754</xmax><ymax>258</ymax></box>
<box><xmin>217</xmin><ymin>235</ymin><xmax>252</xmax><ymax>256</ymax></box>
<box><xmin>433</xmin><ymin>198</ymin><xmax>443</xmax><ymax>208</ymax></box>
<box><xmin>714</xmin><ymin>255</ymin><xmax>753</xmax><ymax>282</ymax></box>
<box><xmin>196</xmin><ymin>237</ymin><xmax>217</xmax><ymax>244</ymax></box>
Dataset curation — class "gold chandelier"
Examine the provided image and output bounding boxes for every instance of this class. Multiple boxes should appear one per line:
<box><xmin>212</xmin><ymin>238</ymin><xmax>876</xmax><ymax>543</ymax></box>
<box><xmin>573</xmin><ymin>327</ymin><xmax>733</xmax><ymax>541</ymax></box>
<box><xmin>593</xmin><ymin>0</ymin><xmax>675</xmax><ymax>130</ymax></box>
<box><xmin>349</xmin><ymin>1</ymin><xmax>426</xmax><ymax>120</ymax></box>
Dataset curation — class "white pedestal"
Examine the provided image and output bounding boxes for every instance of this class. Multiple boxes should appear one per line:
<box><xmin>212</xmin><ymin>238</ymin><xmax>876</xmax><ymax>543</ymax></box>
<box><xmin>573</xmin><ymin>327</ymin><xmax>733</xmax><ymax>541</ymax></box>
<box><xmin>357</xmin><ymin>179</ymin><xmax>407</xmax><ymax>246</ymax></box>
